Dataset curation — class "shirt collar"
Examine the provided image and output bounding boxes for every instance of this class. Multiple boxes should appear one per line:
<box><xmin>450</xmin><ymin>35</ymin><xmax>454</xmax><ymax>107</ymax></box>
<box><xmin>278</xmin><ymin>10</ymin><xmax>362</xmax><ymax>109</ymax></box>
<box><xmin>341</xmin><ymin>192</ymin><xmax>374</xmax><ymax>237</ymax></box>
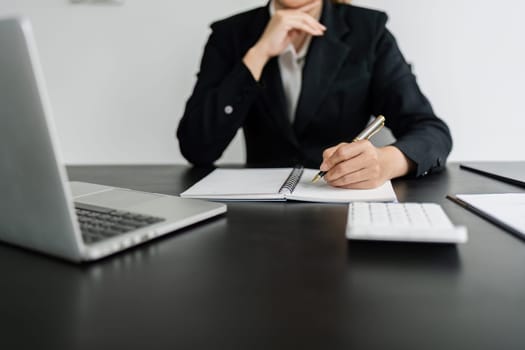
<box><xmin>269</xmin><ymin>0</ymin><xmax>276</xmax><ymax>16</ymax></box>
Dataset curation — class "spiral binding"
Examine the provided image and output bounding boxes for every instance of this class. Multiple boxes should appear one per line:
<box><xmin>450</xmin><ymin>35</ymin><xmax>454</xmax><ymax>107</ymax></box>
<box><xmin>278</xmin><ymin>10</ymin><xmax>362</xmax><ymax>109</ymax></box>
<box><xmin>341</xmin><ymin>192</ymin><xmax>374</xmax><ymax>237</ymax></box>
<box><xmin>278</xmin><ymin>166</ymin><xmax>304</xmax><ymax>195</ymax></box>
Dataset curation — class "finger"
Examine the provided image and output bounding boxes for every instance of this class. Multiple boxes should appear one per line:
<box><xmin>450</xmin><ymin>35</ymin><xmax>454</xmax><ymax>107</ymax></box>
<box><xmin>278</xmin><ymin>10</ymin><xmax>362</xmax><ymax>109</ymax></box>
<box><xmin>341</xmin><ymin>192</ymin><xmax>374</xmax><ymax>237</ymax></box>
<box><xmin>327</xmin><ymin>167</ymin><xmax>369</xmax><ymax>187</ymax></box>
<box><xmin>327</xmin><ymin>164</ymin><xmax>378</xmax><ymax>187</ymax></box>
<box><xmin>324</xmin><ymin>154</ymin><xmax>369</xmax><ymax>183</ymax></box>
<box><xmin>300</xmin><ymin>14</ymin><xmax>326</xmax><ymax>32</ymax></box>
<box><xmin>290</xmin><ymin>12</ymin><xmax>326</xmax><ymax>31</ymax></box>
<box><xmin>276</xmin><ymin>10</ymin><xmax>325</xmax><ymax>34</ymax></box>
<box><xmin>286</xmin><ymin>21</ymin><xmax>323</xmax><ymax>36</ymax></box>
<box><xmin>322</xmin><ymin>144</ymin><xmax>341</xmax><ymax>160</ymax></box>
<box><xmin>321</xmin><ymin>143</ymin><xmax>346</xmax><ymax>169</ymax></box>
<box><xmin>285</xmin><ymin>17</ymin><xmax>325</xmax><ymax>36</ymax></box>
<box><xmin>321</xmin><ymin>141</ymin><xmax>369</xmax><ymax>171</ymax></box>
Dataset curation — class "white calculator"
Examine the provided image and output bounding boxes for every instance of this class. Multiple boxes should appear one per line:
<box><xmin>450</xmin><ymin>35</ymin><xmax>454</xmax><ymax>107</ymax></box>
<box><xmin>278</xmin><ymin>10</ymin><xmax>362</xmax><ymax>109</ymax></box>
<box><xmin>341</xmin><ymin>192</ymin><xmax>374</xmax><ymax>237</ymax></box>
<box><xmin>346</xmin><ymin>202</ymin><xmax>468</xmax><ymax>244</ymax></box>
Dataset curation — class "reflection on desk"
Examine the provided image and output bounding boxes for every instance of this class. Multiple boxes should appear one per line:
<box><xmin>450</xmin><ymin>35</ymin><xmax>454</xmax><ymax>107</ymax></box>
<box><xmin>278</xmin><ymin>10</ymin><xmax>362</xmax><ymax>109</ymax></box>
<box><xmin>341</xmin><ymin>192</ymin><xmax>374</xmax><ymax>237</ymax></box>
<box><xmin>0</xmin><ymin>163</ymin><xmax>524</xmax><ymax>350</ymax></box>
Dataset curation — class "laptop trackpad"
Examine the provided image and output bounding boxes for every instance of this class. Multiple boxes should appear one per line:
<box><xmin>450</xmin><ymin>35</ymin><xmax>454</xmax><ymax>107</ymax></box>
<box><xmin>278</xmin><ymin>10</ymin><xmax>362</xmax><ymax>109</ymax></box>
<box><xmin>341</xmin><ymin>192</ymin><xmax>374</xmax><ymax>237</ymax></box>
<box><xmin>75</xmin><ymin>189</ymin><xmax>162</xmax><ymax>210</ymax></box>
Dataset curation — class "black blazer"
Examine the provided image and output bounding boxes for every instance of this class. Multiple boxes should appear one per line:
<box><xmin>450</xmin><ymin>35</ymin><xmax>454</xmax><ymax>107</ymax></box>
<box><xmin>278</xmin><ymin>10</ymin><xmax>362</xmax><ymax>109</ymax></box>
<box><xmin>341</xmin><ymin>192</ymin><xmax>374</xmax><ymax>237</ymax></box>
<box><xmin>177</xmin><ymin>1</ymin><xmax>452</xmax><ymax>177</ymax></box>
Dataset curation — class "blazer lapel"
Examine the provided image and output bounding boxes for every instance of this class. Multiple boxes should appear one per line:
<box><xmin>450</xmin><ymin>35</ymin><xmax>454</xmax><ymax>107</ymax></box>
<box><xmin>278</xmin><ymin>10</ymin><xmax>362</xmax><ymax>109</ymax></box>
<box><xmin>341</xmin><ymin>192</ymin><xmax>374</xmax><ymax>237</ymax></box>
<box><xmin>251</xmin><ymin>4</ymin><xmax>300</xmax><ymax>148</ymax></box>
<box><xmin>293</xmin><ymin>1</ymin><xmax>352</xmax><ymax>136</ymax></box>
<box><xmin>259</xmin><ymin>58</ymin><xmax>300</xmax><ymax>148</ymax></box>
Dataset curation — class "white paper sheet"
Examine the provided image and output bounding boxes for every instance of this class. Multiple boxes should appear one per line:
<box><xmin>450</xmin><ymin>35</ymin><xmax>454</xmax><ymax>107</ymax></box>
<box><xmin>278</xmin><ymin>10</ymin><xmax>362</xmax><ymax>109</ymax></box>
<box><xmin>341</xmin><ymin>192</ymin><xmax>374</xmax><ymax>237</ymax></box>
<box><xmin>456</xmin><ymin>193</ymin><xmax>525</xmax><ymax>234</ymax></box>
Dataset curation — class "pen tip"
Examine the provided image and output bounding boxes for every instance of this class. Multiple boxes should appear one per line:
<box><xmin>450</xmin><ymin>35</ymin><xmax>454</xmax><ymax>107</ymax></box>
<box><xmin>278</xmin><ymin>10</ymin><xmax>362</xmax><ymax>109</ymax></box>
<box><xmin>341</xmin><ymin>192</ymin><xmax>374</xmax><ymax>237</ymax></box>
<box><xmin>311</xmin><ymin>175</ymin><xmax>321</xmax><ymax>183</ymax></box>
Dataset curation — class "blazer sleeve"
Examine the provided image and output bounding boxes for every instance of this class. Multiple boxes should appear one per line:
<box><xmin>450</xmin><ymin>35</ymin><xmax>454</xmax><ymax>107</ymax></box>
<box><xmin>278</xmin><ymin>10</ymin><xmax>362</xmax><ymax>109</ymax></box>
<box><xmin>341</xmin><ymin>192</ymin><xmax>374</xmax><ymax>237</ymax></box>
<box><xmin>369</xmin><ymin>13</ymin><xmax>452</xmax><ymax>177</ymax></box>
<box><xmin>176</xmin><ymin>22</ymin><xmax>260</xmax><ymax>166</ymax></box>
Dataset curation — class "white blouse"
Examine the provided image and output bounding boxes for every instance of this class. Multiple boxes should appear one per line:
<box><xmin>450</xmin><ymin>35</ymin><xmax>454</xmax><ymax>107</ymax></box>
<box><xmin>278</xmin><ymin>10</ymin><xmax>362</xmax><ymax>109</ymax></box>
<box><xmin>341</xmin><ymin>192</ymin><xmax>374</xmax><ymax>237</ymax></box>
<box><xmin>269</xmin><ymin>1</ymin><xmax>320</xmax><ymax>123</ymax></box>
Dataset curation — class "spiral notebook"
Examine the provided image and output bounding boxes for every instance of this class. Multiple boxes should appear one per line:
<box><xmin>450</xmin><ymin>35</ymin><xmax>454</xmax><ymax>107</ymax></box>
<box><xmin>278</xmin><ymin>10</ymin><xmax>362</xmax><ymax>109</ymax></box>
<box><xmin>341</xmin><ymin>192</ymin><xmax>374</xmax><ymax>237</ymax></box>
<box><xmin>180</xmin><ymin>167</ymin><xmax>397</xmax><ymax>203</ymax></box>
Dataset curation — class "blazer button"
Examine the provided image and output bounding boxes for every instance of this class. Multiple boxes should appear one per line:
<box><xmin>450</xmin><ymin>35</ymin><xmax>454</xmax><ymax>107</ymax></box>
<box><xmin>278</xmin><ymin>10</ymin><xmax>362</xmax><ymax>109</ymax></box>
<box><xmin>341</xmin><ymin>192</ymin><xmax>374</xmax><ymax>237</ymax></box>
<box><xmin>224</xmin><ymin>105</ymin><xmax>234</xmax><ymax>115</ymax></box>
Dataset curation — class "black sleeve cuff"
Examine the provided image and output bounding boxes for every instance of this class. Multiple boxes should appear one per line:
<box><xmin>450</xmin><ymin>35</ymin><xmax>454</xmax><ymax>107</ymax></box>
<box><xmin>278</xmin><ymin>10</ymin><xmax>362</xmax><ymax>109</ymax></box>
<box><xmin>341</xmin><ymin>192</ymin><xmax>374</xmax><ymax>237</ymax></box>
<box><xmin>392</xmin><ymin>137</ymin><xmax>447</xmax><ymax>178</ymax></box>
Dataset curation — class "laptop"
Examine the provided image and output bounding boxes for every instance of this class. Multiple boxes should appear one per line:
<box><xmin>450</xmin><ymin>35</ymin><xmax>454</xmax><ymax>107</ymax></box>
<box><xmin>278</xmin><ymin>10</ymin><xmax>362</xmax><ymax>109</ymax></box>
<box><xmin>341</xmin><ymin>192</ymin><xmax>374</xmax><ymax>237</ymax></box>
<box><xmin>0</xmin><ymin>17</ymin><xmax>226</xmax><ymax>262</ymax></box>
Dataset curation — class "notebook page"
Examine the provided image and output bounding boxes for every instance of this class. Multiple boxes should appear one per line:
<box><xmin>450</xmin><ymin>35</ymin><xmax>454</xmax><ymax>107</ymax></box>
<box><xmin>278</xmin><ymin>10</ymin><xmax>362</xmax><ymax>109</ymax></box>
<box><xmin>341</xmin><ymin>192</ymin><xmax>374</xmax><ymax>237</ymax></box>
<box><xmin>287</xmin><ymin>168</ymin><xmax>398</xmax><ymax>203</ymax></box>
<box><xmin>180</xmin><ymin>168</ymin><xmax>292</xmax><ymax>200</ymax></box>
<box><xmin>456</xmin><ymin>193</ymin><xmax>525</xmax><ymax>234</ymax></box>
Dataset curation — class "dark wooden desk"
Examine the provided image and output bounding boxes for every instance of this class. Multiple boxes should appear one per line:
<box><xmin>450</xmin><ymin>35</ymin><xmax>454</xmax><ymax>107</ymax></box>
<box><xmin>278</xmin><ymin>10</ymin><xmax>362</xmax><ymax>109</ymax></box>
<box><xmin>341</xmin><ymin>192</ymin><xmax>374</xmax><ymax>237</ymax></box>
<box><xmin>2</xmin><ymin>163</ymin><xmax>525</xmax><ymax>349</ymax></box>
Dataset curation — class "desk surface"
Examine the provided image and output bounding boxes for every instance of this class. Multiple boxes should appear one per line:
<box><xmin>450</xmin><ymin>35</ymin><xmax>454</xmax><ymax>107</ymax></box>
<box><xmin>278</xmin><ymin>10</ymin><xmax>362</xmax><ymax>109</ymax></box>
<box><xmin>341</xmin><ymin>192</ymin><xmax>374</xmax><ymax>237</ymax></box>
<box><xmin>2</xmin><ymin>163</ymin><xmax>525</xmax><ymax>350</ymax></box>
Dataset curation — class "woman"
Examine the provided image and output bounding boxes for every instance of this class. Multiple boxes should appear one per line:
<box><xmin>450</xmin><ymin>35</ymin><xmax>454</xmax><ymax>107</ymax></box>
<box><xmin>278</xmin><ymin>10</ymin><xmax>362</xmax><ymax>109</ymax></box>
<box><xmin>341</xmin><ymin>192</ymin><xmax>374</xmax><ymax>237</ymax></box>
<box><xmin>177</xmin><ymin>0</ymin><xmax>452</xmax><ymax>189</ymax></box>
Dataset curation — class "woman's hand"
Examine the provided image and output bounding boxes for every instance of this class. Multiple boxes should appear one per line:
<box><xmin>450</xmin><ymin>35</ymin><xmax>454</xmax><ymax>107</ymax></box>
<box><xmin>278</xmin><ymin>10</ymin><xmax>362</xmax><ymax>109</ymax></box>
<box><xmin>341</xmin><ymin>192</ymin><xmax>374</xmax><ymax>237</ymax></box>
<box><xmin>256</xmin><ymin>0</ymin><xmax>325</xmax><ymax>59</ymax></box>
<box><xmin>320</xmin><ymin>141</ymin><xmax>415</xmax><ymax>189</ymax></box>
<box><xmin>243</xmin><ymin>0</ymin><xmax>325</xmax><ymax>80</ymax></box>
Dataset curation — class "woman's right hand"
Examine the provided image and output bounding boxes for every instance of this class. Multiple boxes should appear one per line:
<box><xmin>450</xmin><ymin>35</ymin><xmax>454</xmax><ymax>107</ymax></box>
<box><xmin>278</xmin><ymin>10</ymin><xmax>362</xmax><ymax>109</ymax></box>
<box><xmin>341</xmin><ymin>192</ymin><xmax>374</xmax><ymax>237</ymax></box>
<box><xmin>243</xmin><ymin>0</ymin><xmax>326</xmax><ymax>80</ymax></box>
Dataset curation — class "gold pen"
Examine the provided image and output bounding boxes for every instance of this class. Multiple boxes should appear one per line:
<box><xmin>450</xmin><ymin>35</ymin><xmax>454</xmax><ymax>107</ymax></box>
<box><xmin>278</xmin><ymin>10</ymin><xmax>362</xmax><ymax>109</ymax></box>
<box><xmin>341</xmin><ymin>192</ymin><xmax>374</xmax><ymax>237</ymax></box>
<box><xmin>311</xmin><ymin>115</ymin><xmax>386</xmax><ymax>183</ymax></box>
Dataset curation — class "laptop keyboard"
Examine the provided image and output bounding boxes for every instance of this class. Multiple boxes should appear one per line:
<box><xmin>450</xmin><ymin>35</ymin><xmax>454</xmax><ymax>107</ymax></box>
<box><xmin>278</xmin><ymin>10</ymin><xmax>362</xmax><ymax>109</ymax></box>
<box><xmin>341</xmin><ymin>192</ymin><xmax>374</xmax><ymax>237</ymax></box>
<box><xmin>75</xmin><ymin>203</ymin><xmax>165</xmax><ymax>244</ymax></box>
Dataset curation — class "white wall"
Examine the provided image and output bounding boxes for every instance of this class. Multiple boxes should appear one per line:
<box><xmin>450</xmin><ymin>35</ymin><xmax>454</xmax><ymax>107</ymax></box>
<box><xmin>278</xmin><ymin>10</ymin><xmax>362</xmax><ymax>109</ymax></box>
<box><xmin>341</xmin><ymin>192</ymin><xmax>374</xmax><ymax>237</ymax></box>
<box><xmin>355</xmin><ymin>0</ymin><xmax>525</xmax><ymax>162</ymax></box>
<box><xmin>1</xmin><ymin>0</ymin><xmax>524</xmax><ymax>164</ymax></box>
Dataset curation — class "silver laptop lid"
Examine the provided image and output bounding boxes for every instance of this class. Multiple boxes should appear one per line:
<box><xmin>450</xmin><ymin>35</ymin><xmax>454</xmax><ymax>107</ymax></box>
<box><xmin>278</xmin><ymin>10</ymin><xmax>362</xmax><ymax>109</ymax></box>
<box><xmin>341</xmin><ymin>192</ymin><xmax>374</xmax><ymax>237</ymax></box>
<box><xmin>0</xmin><ymin>17</ymin><xmax>83</xmax><ymax>260</ymax></box>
